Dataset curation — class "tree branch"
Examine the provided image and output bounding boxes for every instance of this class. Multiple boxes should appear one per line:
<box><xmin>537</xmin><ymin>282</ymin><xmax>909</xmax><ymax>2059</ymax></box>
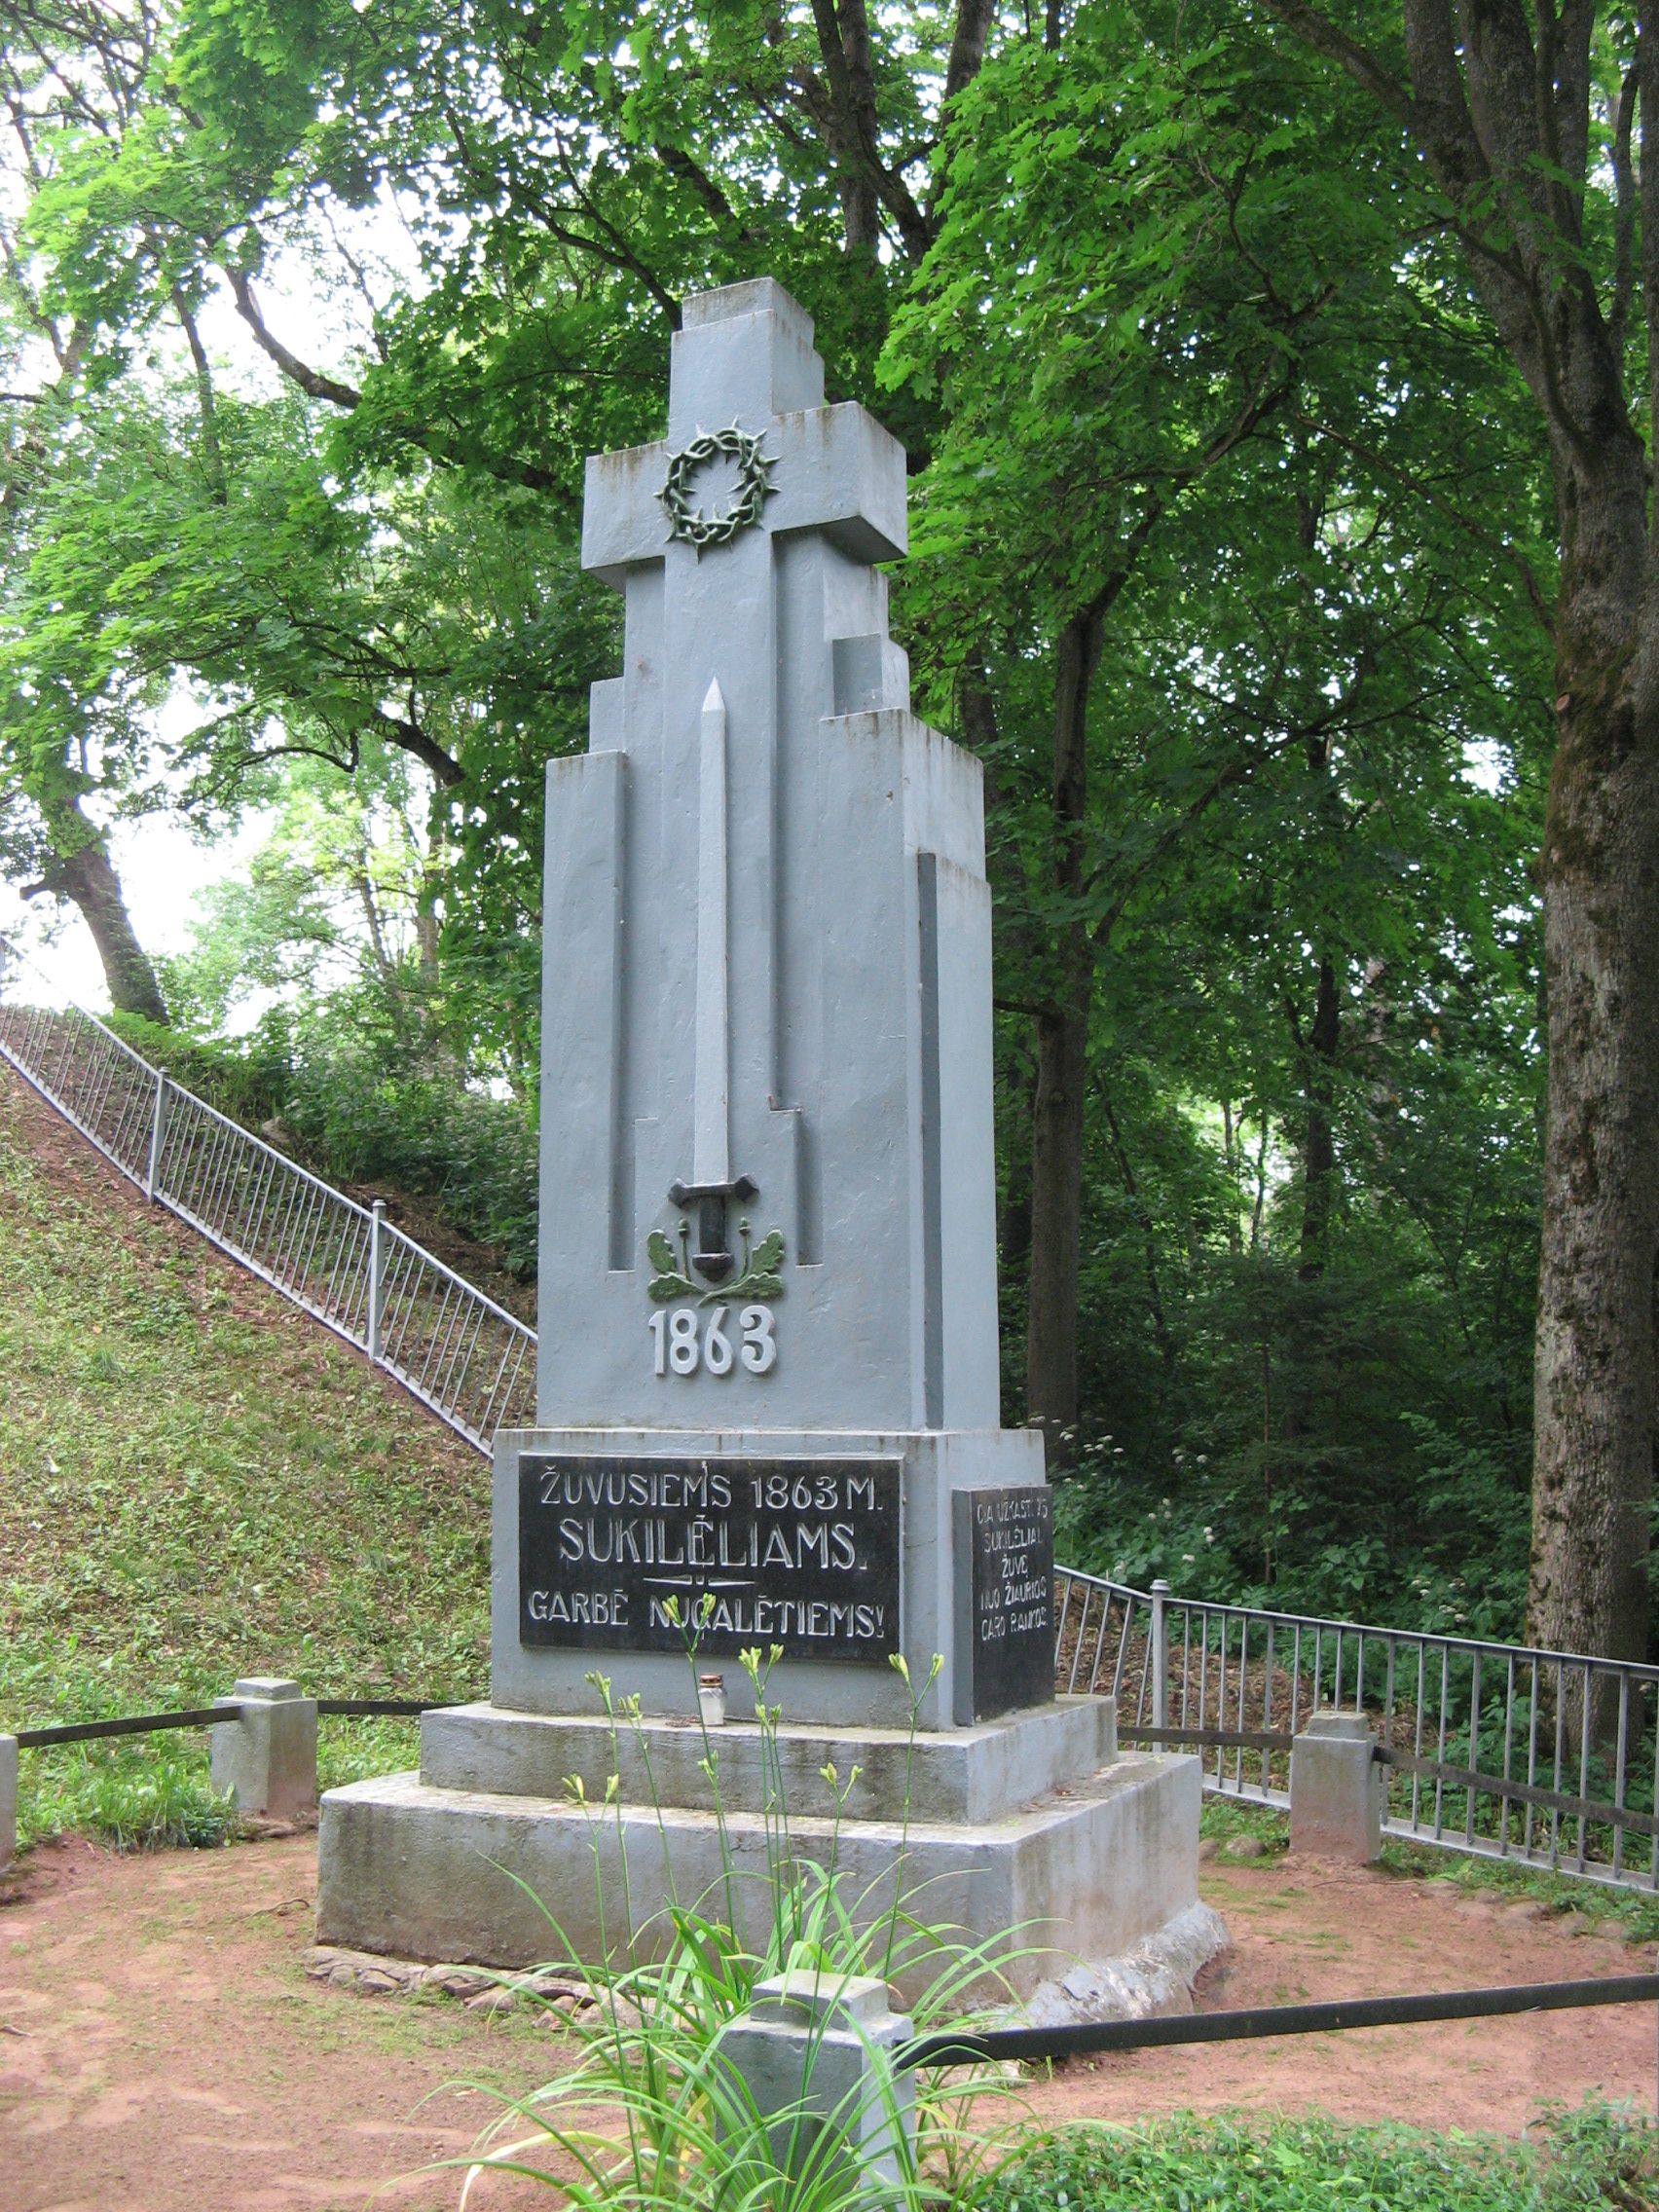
<box><xmin>807</xmin><ymin>0</ymin><xmax>933</xmax><ymax>257</ymax></box>
<box><xmin>943</xmin><ymin>0</ymin><xmax>997</xmax><ymax>101</ymax></box>
<box><xmin>1292</xmin><ymin>407</ymin><xmax>1555</xmax><ymax>637</ymax></box>
<box><xmin>217</xmin><ymin>261</ymin><xmax>572</xmax><ymax>502</ymax></box>
<box><xmin>224</xmin><ymin>266</ymin><xmax>364</xmax><ymax>408</ymax></box>
<box><xmin>171</xmin><ymin>283</ymin><xmax>226</xmax><ymax>505</ymax></box>
<box><xmin>1258</xmin><ymin>0</ymin><xmax>1418</xmax><ymax>132</ymax></box>
<box><xmin>370</xmin><ymin>705</ymin><xmax>463</xmax><ymax>789</ymax></box>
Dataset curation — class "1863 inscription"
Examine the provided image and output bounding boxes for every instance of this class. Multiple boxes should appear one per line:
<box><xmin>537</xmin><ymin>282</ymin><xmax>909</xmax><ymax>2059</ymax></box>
<box><xmin>519</xmin><ymin>1455</ymin><xmax>900</xmax><ymax>1661</ymax></box>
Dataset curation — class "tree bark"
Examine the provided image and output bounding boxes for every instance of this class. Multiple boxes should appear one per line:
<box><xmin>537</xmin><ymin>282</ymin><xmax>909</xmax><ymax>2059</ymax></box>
<box><xmin>943</xmin><ymin>0</ymin><xmax>997</xmax><ymax>100</ymax></box>
<box><xmin>1528</xmin><ymin>645</ymin><xmax>1659</xmax><ymax>1665</ymax></box>
<box><xmin>24</xmin><ymin>810</ymin><xmax>168</xmax><ymax>1024</ymax></box>
<box><xmin>808</xmin><ymin>0</ymin><xmax>884</xmax><ymax>252</ymax></box>
<box><xmin>1294</xmin><ymin>954</ymin><xmax>1341</xmax><ymax>1282</ymax></box>
<box><xmin>1026</xmin><ymin>606</ymin><xmax>1103</xmax><ymax>1465</ymax></box>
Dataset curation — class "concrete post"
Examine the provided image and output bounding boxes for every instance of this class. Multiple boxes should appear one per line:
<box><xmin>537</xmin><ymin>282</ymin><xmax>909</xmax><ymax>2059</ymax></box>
<box><xmin>211</xmin><ymin>1678</ymin><xmax>318</xmax><ymax>1824</ymax></box>
<box><xmin>1290</xmin><ymin>1708</ymin><xmax>1382</xmax><ymax>1862</ymax></box>
<box><xmin>721</xmin><ymin>1971</ymin><xmax>915</xmax><ymax>2196</ymax></box>
<box><xmin>0</xmin><ymin>1734</ymin><xmax>17</xmax><ymax>1873</ymax></box>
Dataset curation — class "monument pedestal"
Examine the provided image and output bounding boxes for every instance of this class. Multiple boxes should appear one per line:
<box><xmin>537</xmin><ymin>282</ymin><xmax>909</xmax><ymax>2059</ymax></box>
<box><xmin>492</xmin><ymin>1425</ymin><xmax>1051</xmax><ymax>1730</ymax></box>
<box><xmin>315</xmin><ymin>1698</ymin><xmax>1211</xmax><ymax>2007</ymax></box>
<box><xmin>316</xmin><ymin>1430</ymin><xmax>1218</xmax><ymax>2009</ymax></box>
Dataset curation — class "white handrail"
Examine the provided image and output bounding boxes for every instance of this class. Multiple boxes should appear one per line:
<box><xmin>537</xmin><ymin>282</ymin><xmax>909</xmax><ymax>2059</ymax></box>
<box><xmin>0</xmin><ymin>937</ymin><xmax>536</xmax><ymax>1455</ymax></box>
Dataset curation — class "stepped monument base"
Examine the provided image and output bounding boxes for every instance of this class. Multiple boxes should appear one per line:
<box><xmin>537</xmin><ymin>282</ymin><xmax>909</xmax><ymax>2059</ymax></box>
<box><xmin>316</xmin><ymin>1695</ymin><xmax>1215</xmax><ymax>2009</ymax></box>
<box><xmin>315</xmin><ymin>1426</ymin><xmax>1219</xmax><ymax>2010</ymax></box>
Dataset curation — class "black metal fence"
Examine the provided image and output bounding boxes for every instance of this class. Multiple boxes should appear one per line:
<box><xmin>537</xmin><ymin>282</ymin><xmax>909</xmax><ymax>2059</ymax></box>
<box><xmin>901</xmin><ymin>1972</ymin><xmax>1659</xmax><ymax>2121</ymax></box>
<box><xmin>12</xmin><ymin>1696</ymin><xmax>449</xmax><ymax>1750</ymax></box>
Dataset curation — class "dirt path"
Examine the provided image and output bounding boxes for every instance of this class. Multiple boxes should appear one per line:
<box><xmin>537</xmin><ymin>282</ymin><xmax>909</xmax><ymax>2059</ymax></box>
<box><xmin>1039</xmin><ymin>1851</ymin><xmax>1655</xmax><ymax>2135</ymax></box>
<box><xmin>3</xmin><ymin>1834</ymin><xmax>1654</xmax><ymax>2212</ymax></box>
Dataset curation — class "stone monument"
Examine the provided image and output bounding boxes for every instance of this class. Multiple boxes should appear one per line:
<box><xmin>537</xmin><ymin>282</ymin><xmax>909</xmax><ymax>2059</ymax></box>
<box><xmin>316</xmin><ymin>279</ymin><xmax>1215</xmax><ymax>2007</ymax></box>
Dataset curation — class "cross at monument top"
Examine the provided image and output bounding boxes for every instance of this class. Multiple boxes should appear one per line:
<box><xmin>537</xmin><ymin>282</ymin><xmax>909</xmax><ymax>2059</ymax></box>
<box><xmin>581</xmin><ymin>278</ymin><xmax>907</xmax><ymax>584</ymax></box>
<box><xmin>671</xmin><ymin>277</ymin><xmax>824</xmax><ymax>431</ymax></box>
<box><xmin>536</xmin><ymin>273</ymin><xmax>997</xmax><ymax>1444</ymax></box>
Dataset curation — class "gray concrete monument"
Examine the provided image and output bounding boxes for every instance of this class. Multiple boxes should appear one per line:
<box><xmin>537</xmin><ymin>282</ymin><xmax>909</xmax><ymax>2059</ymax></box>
<box><xmin>315</xmin><ymin>279</ymin><xmax>1215</xmax><ymax>2006</ymax></box>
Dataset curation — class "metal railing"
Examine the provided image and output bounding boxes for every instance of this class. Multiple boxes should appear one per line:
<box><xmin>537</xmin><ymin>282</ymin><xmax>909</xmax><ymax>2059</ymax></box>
<box><xmin>0</xmin><ymin>938</ymin><xmax>536</xmax><ymax>1455</ymax></box>
<box><xmin>1057</xmin><ymin>1567</ymin><xmax>1659</xmax><ymax>1894</ymax></box>
<box><xmin>903</xmin><ymin>1971</ymin><xmax>1659</xmax><ymax>2089</ymax></box>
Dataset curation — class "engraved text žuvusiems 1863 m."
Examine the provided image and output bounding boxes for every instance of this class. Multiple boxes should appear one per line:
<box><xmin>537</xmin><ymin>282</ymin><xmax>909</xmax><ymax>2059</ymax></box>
<box><xmin>518</xmin><ymin>1455</ymin><xmax>900</xmax><ymax>1659</ymax></box>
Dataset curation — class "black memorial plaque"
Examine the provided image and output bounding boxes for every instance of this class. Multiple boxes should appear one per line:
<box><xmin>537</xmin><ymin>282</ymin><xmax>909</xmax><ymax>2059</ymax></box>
<box><xmin>953</xmin><ymin>1485</ymin><xmax>1055</xmax><ymax>1723</ymax></box>
<box><xmin>519</xmin><ymin>1455</ymin><xmax>901</xmax><ymax>1661</ymax></box>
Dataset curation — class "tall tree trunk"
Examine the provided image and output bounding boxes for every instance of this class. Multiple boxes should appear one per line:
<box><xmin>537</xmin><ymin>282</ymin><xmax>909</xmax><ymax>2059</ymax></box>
<box><xmin>1527</xmin><ymin>645</ymin><xmax>1659</xmax><ymax>1665</ymax></box>
<box><xmin>1294</xmin><ymin>954</ymin><xmax>1341</xmax><ymax>1282</ymax></box>
<box><xmin>1026</xmin><ymin>607</ymin><xmax>1103</xmax><ymax>1465</ymax></box>
<box><xmin>809</xmin><ymin>0</ymin><xmax>883</xmax><ymax>252</ymax></box>
<box><xmin>24</xmin><ymin>807</ymin><xmax>167</xmax><ymax>1024</ymax></box>
<box><xmin>1522</xmin><ymin>279</ymin><xmax>1659</xmax><ymax>1662</ymax></box>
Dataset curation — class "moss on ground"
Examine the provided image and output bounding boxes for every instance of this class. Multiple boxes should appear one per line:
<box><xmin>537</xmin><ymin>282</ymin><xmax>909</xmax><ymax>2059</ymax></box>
<box><xmin>1199</xmin><ymin>1790</ymin><xmax>1659</xmax><ymax>1942</ymax></box>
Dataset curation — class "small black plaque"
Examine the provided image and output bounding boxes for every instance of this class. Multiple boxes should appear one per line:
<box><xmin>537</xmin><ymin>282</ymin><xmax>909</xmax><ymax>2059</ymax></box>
<box><xmin>518</xmin><ymin>1455</ymin><xmax>901</xmax><ymax>1662</ymax></box>
<box><xmin>953</xmin><ymin>1486</ymin><xmax>1055</xmax><ymax>1723</ymax></box>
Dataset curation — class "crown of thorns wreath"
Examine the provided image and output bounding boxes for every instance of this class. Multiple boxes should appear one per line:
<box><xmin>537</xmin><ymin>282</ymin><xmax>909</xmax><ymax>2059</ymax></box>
<box><xmin>660</xmin><ymin>424</ymin><xmax>777</xmax><ymax>551</ymax></box>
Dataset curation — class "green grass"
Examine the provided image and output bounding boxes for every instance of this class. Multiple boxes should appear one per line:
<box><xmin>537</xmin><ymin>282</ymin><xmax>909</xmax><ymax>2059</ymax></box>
<box><xmin>0</xmin><ymin>1076</ymin><xmax>490</xmax><ymax>1850</ymax></box>
<box><xmin>1201</xmin><ymin>1796</ymin><xmax>1294</xmax><ymax>1853</ymax></box>
<box><xmin>978</xmin><ymin>2107</ymin><xmax>1656</xmax><ymax>2212</ymax></box>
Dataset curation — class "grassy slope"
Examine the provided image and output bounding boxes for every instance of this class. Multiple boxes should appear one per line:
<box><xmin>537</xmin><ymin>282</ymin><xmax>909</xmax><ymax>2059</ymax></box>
<box><xmin>0</xmin><ymin>1064</ymin><xmax>492</xmax><ymax>1845</ymax></box>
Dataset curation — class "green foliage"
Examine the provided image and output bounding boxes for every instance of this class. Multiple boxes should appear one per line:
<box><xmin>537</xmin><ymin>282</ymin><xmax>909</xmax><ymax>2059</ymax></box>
<box><xmin>116</xmin><ymin>740</ymin><xmax>546</xmax><ymax>1272</ymax></box>
<box><xmin>447</xmin><ymin>1640</ymin><xmax>1032</xmax><ymax>2211</ymax></box>
<box><xmin>20</xmin><ymin>1736</ymin><xmax>240</xmax><ymax>1855</ymax></box>
<box><xmin>0</xmin><ymin>0</ymin><xmax>1576</xmax><ymax>1642</ymax></box>
<box><xmin>109</xmin><ymin>993</ymin><xmax>542</xmax><ymax>1279</ymax></box>
<box><xmin>977</xmin><ymin>2108</ymin><xmax>1657</xmax><ymax>2212</ymax></box>
<box><xmin>274</xmin><ymin>1023</ymin><xmax>541</xmax><ymax>1276</ymax></box>
<box><xmin>871</xmin><ymin>0</ymin><xmax>1552</xmax><ymax>1622</ymax></box>
<box><xmin>102</xmin><ymin>1010</ymin><xmax>286</xmax><ymax>1124</ymax></box>
<box><xmin>1052</xmin><ymin>1223</ymin><xmax>1535</xmax><ymax>1633</ymax></box>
